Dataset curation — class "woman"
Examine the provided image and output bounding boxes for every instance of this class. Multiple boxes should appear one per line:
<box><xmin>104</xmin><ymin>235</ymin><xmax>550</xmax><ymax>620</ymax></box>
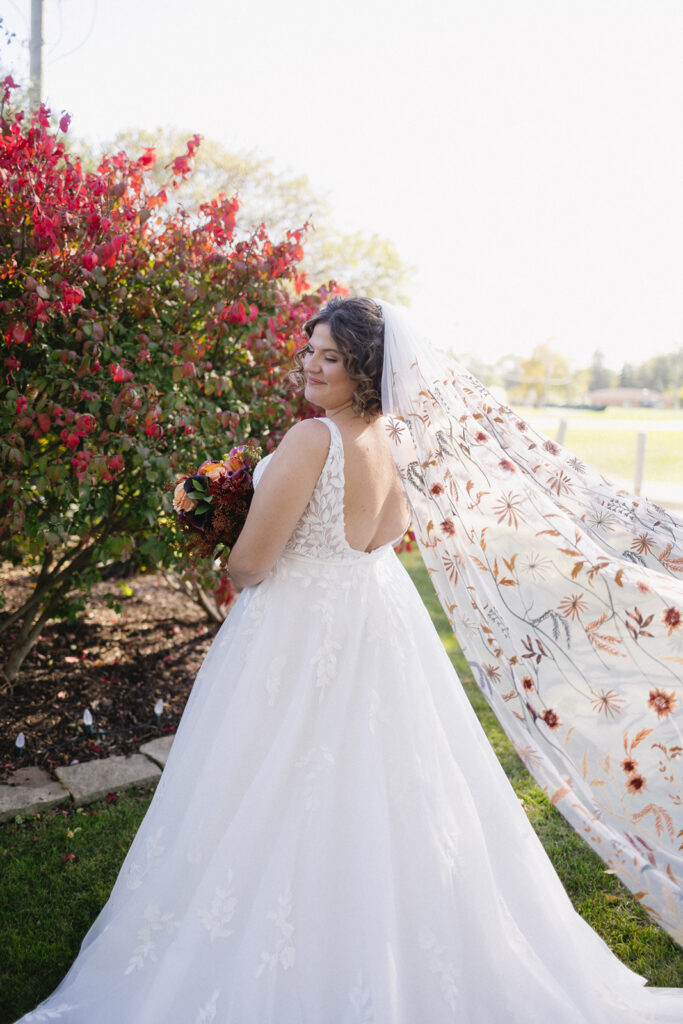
<box><xmin>16</xmin><ymin>298</ymin><xmax>683</xmax><ymax>1022</ymax></box>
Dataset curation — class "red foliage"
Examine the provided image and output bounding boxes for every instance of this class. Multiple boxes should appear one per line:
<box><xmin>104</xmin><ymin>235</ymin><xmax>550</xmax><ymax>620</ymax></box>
<box><xmin>0</xmin><ymin>80</ymin><xmax>346</xmax><ymax>678</ymax></box>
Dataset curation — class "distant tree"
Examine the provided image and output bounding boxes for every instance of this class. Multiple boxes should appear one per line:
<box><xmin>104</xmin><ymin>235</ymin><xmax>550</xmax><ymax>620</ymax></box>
<box><xmin>587</xmin><ymin>349</ymin><xmax>615</xmax><ymax>392</ymax></box>
<box><xmin>517</xmin><ymin>345</ymin><xmax>572</xmax><ymax>405</ymax></box>
<box><xmin>635</xmin><ymin>353</ymin><xmax>673</xmax><ymax>393</ymax></box>
<box><xmin>496</xmin><ymin>354</ymin><xmax>524</xmax><ymax>399</ymax></box>
<box><xmin>619</xmin><ymin>363</ymin><xmax>638</xmax><ymax>388</ymax></box>
<box><xmin>454</xmin><ymin>352</ymin><xmax>502</xmax><ymax>389</ymax></box>
<box><xmin>80</xmin><ymin>128</ymin><xmax>414</xmax><ymax>304</ymax></box>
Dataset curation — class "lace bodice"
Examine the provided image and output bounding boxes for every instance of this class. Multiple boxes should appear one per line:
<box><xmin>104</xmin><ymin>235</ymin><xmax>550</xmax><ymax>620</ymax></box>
<box><xmin>253</xmin><ymin>417</ymin><xmax>395</xmax><ymax>563</ymax></box>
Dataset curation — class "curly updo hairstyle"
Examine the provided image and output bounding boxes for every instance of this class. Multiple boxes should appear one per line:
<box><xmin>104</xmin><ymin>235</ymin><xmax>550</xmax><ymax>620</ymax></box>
<box><xmin>292</xmin><ymin>297</ymin><xmax>385</xmax><ymax>418</ymax></box>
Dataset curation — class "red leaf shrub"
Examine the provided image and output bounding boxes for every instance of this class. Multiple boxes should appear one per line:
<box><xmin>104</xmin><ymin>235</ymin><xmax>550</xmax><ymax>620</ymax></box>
<box><xmin>0</xmin><ymin>79</ymin><xmax>343</xmax><ymax>681</ymax></box>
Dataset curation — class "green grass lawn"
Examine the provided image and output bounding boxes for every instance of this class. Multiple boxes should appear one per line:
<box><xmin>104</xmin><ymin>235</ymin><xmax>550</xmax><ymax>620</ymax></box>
<box><xmin>1</xmin><ymin>554</ymin><xmax>682</xmax><ymax>1021</ymax></box>
<box><xmin>560</xmin><ymin>428</ymin><xmax>683</xmax><ymax>483</ymax></box>
<box><xmin>516</xmin><ymin>406</ymin><xmax>683</xmax><ymax>423</ymax></box>
<box><xmin>517</xmin><ymin>406</ymin><xmax>683</xmax><ymax>484</ymax></box>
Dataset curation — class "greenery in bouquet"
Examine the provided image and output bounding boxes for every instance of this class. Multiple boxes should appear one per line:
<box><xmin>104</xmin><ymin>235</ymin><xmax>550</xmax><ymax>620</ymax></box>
<box><xmin>171</xmin><ymin>445</ymin><xmax>262</xmax><ymax>563</ymax></box>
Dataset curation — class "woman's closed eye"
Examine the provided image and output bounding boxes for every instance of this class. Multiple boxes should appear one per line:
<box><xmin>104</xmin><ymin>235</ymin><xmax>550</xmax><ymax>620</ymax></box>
<box><xmin>304</xmin><ymin>345</ymin><xmax>339</xmax><ymax>363</ymax></box>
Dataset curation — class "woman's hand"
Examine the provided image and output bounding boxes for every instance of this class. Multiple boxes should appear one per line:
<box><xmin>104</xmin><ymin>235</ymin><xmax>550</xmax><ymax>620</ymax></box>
<box><xmin>226</xmin><ymin>419</ymin><xmax>330</xmax><ymax>588</ymax></box>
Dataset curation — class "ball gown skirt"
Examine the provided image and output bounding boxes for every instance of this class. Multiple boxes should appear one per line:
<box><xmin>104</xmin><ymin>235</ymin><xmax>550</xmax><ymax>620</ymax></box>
<box><xmin>15</xmin><ymin>420</ymin><xmax>683</xmax><ymax>1022</ymax></box>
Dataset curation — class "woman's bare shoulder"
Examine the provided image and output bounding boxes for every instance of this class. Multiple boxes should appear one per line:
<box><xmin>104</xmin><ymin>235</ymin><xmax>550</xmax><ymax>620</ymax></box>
<box><xmin>277</xmin><ymin>418</ymin><xmax>331</xmax><ymax>456</ymax></box>
<box><xmin>263</xmin><ymin>418</ymin><xmax>331</xmax><ymax>477</ymax></box>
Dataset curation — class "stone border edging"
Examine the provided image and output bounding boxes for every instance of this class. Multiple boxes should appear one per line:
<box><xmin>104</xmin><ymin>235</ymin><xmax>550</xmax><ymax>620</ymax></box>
<box><xmin>0</xmin><ymin>735</ymin><xmax>175</xmax><ymax>823</ymax></box>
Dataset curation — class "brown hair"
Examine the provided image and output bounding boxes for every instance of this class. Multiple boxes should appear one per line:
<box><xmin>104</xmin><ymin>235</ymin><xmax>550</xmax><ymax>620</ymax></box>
<box><xmin>291</xmin><ymin>297</ymin><xmax>385</xmax><ymax>418</ymax></box>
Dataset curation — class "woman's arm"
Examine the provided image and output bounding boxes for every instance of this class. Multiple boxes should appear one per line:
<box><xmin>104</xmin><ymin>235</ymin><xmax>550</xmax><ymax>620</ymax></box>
<box><xmin>227</xmin><ymin>419</ymin><xmax>330</xmax><ymax>588</ymax></box>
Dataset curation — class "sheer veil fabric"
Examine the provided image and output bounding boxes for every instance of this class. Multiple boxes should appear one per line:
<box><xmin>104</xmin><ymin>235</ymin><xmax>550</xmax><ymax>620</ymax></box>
<box><xmin>378</xmin><ymin>298</ymin><xmax>683</xmax><ymax>944</ymax></box>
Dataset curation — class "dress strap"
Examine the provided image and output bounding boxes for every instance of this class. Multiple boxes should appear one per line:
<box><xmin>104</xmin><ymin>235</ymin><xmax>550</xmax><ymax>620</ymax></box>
<box><xmin>318</xmin><ymin>416</ymin><xmax>343</xmax><ymax>456</ymax></box>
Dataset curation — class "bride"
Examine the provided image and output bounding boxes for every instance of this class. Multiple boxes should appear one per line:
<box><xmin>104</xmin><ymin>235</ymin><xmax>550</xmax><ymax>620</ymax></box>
<box><xmin>15</xmin><ymin>297</ymin><xmax>683</xmax><ymax>1022</ymax></box>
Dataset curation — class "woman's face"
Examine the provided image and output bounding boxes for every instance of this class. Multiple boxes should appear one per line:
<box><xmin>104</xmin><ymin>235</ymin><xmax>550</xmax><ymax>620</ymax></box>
<box><xmin>302</xmin><ymin>322</ymin><xmax>357</xmax><ymax>412</ymax></box>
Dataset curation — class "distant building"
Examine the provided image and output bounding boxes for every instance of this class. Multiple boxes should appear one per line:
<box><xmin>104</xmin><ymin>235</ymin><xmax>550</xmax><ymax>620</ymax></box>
<box><xmin>587</xmin><ymin>387</ymin><xmax>671</xmax><ymax>409</ymax></box>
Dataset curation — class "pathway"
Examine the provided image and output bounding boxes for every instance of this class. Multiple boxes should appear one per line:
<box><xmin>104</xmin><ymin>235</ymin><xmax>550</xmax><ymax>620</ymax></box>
<box><xmin>0</xmin><ymin>736</ymin><xmax>174</xmax><ymax>821</ymax></box>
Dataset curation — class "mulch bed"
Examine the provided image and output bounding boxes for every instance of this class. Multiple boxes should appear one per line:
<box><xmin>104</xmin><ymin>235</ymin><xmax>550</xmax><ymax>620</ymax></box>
<box><xmin>0</xmin><ymin>566</ymin><xmax>223</xmax><ymax>781</ymax></box>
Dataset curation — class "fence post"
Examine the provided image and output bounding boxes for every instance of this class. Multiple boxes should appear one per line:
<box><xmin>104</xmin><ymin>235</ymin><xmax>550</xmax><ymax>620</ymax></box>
<box><xmin>633</xmin><ymin>431</ymin><xmax>647</xmax><ymax>496</ymax></box>
<box><xmin>556</xmin><ymin>418</ymin><xmax>568</xmax><ymax>446</ymax></box>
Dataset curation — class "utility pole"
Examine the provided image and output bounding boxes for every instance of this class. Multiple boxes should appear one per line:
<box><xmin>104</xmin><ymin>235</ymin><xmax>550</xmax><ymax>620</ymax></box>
<box><xmin>29</xmin><ymin>0</ymin><xmax>44</xmax><ymax>108</ymax></box>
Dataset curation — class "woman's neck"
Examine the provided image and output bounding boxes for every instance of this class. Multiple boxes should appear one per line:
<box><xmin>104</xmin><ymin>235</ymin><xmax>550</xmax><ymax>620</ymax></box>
<box><xmin>323</xmin><ymin>400</ymin><xmax>356</xmax><ymax>422</ymax></box>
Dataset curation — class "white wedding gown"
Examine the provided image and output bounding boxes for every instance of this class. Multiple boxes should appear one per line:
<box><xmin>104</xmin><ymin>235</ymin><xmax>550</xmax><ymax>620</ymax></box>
<box><xmin>17</xmin><ymin>418</ymin><xmax>683</xmax><ymax>1023</ymax></box>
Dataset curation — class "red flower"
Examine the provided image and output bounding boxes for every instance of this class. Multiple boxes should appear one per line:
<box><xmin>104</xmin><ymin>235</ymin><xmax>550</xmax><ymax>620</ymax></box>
<box><xmin>621</xmin><ymin>757</ymin><xmax>638</xmax><ymax>774</ymax></box>
<box><xmin>627</xmin><ymin>774</ymin><xmax>646</xmax><ymax>794</ymax></box>
<box><xmin>430</xmin><ymin>483</ymin><xmax>444</xmax><ymax>496</ymax></box>
<box><xmin>82</xmin><ymin>251</ymin><xmax>98</xmax><ymax>271</ymax></box>
<box><xmin>540</xmin><ymin>708</ymin><xmax>560</xmax><ymax>729</ymax></box>
<box><xmin>59</xmin><ymin>113</ymin><xmax>71</xmax><ymax>134</ymax></box>
<box><xmin>440</xmin><ymin>518</ymin><xmax>456</xmax><ymax>537</ymax></box>
<box><xmin>521</xmin><ymin>675</ymin><xmax>534</xmax><ymax>691</ymax></box>
<box><xmin>499</xmin><ymin>459</ymin><xmax>516</xmax><ymax>472</ymax></box>
<box><xmin>475</xmin><ymin>431</ymin><xmax>489</xmax><ymax>442</ymax></box>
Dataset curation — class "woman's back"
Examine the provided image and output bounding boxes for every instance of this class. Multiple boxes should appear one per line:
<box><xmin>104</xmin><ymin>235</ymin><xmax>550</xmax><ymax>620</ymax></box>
<box><xmin>336</xmin><ymin>416</ymin><xmax>409</xmax><ymax>553</ymax></box>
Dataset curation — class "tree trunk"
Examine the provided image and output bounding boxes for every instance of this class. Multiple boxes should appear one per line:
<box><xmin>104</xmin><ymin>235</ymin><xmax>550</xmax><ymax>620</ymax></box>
<box><xmin>0</xmin><ymin>600</ymin><xmax>57</xmax><ymax>692</ymax></box>
<box><xmin>0</xmin><ymin>545</ymin><xmax>97</xmax><ymax>690</ymax></box>
<box><xmin>161</xmin><ymin>570</ymin><xmax>230</xmax><ymax>624</ymax></box>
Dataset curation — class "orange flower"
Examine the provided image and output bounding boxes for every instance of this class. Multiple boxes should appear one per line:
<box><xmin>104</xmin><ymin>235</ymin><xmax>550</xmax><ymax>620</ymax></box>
<box><xmin>621</xmin><ymin>757</ymin><xmax>638</xmax><ymax>774</ymax></box>
<box><xmin>173</xmin><ymin>480</ymin><xmax>197</xmax><ymax>513</ymax></box>
<box><xmin>199</xmin><ymin>461</ymin><xmax>226</xmax><ymax>481</ymax></box>
<box><xmin>226</xmin><ymin>447</ymin><xmax>248</xmax><ymax>471</ymax></box>
<box><xmin>430</xmin><ymin>483</ymin><xmax>444</xmax><ymax>496</ymax></box>
<box><xmin>647</xmin><ymin>688</ymin><xmax>677</xmax><ymax>718</ymax></box>
<box><xmin>521</xmin><ymin>676</ymin><xmax>534</xmax><ymax>691</ymax></box>
<box><xmin>631</xmin><ymin>532</ymin><xmax>655</xmax><ymax>555</ymax></box>
<box><xmin>557</xmin><ymin>593</ymin><xmax>588</xmax><ymax>621</ymax></box>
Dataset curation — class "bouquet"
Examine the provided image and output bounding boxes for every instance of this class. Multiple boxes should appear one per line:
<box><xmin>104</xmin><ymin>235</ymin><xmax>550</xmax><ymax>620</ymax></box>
<box><xmin>171</xmin><ymin>444</ymin><xmax>262</xmax><ymax>563</ymax></box>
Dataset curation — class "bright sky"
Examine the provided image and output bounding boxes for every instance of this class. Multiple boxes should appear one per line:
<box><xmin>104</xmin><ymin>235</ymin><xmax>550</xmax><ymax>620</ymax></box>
<box><xmin>2</xmin><ymin>0</ymin><xmax>683</xmax><ymax>369</ymax></box>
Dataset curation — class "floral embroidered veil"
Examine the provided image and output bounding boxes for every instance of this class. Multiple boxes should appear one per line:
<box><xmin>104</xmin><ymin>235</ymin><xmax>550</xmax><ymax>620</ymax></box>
<box><xmin>377</xmin><ymin>298</ymin><xmax>683</xmax><ymax>944</ymax></box>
